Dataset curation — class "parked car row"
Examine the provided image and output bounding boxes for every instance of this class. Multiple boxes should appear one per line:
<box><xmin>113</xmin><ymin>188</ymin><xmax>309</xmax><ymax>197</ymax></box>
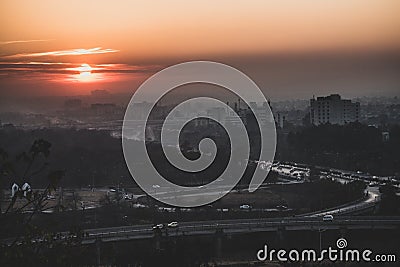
<box><xmin>271</xmin><ymin>162</ymin><xmax>310</xmax><ymax>180</ymax></box>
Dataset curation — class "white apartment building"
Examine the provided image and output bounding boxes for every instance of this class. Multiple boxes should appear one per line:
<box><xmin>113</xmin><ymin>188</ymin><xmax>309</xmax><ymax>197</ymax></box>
<box><xmin>310</xmin><ymin>94</ymin><xmax>360</xmax><ymax>125</ymax></box>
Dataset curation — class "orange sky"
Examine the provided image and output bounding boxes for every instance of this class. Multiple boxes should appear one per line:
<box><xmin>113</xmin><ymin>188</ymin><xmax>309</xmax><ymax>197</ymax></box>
<box><xmin>0</xmin><ymin>0</ymin><xmax>399</xmax><ymax>97</ymax></box>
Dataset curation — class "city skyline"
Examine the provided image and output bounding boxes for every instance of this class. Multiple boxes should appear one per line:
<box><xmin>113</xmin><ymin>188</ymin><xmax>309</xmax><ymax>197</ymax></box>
<box><xmin>0</xmin><ymin>0</ymin><xmax>399</xmax><ymax>99</ymax></box>
<box><xmin>1</xmin><ymin>2</ymin><xmax>400</xmax><ymax>266</ymax></box>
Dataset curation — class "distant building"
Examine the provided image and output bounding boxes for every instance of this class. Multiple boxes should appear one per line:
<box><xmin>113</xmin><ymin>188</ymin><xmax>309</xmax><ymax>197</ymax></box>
<box><xmin>90</xmin><ymin>90</ymin><xmax>111</xmax><ymax>103</ymax></box>
<box><xmin>310</xmin><ymin>94</ymin><xmax>360</xmax><ymax>125</ymax></box>
<box><xmin>207</xmin><ymin>107</ymin><xmax>226</xmax><ymax>122</ymax></box>
<box><xmin>194</xmin><ymin>117</ymin><xmax>210</xmax><ymax>127</ymax></box>
<box><xmin>131</xmin><ymin>101</ymin><xmax>152</xmax><ymax>120</ymax></box>
<box><xmin>382</xmin><ymin>131</ymin><xmax>390</xmax><ymax>142</ymax></box>
<box><xmin>90</xmin><ymin>103</ymin><xmax>118</xmax><ymax>115</ymax></box>
<box><xmin>276</xmin><ymin>112</ymin><xmax>286</xmax><ymax>128</ymax></box>
<box><xmin>245</xmin><ymin>101</ymin><xmax>274</xmax><ymax>125</ymax></box>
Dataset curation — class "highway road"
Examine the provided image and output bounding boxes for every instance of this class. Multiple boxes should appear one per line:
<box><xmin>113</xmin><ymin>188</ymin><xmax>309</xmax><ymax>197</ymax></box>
<box><xmin>81</xmin><ymin>216</ymin><xmax>400</xmax><ymax>244</ymax></box>
<box><xmin>303</xmin><ymin>186</ymin><xmax>380</xmax><ymax>217</ymax></box>
<box><xmin>2</xmin><ymin>161</ymin><xmax>397</xmax><ymax>246</ymax></box>
<box><xmin>2</xmin><ymin>216</ymin><xmax>398</xmax><ymax>246</ymax></box>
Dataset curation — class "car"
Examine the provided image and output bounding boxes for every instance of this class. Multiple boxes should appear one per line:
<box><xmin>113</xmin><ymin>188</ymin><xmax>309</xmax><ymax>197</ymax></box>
<box><xmin>124</xmin><ymin>194</ymin><xmax>132</xmax><ymax>200</ymax></box>
<box><xmin>240</xmin><ymin>204</ymin><xmax>252</xmax><ymax>210</ymax></box>
<box><xmin>276</xmin><ymin>205</ymin><xmax>288</xmax><ymax>210</ymax></box>
<box><xmin>167</xmin><ymin>221</ymin><xmax>179</xmax><ymax>228</ymax></box>
<box><xmin>152</xmin><ymin>223</ymin><xmax>164</xmax><ymax>230</ymax></box>
<box><xmin>322</xmin><ymin>214</ymin><xmax>334</xmax><ymax>221</ymax></box>
<box><xmin>217</xmin><ymin>208</ymin><xmax>229</xmax><ymax>212</ymax></box>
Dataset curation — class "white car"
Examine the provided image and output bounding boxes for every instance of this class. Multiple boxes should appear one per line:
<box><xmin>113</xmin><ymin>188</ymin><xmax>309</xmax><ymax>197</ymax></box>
<box><xmin>167</xmin><ymin>221</ymin><xmax>179</xmax><ymax>228</ymax></box>
<box><xmin>152</xmin><ymin>223</ymin><xmax>164</xmax><ymax>230</ymax></box>
<box><xmin>322</xmin><ymin>214</ymin><xmax>334</xmax><ymax>221</ymax></box>
<box><xmin>240</xmin><ymin>204</ymin><xmax>252</xmax><ymax>210</ymax></box>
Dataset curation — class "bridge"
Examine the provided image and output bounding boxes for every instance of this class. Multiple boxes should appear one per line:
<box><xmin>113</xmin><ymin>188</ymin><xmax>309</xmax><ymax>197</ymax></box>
<box><xmin>82</xmin><ymin>216</ymin><xmax>400</xmax><ymax>244</ymax></box>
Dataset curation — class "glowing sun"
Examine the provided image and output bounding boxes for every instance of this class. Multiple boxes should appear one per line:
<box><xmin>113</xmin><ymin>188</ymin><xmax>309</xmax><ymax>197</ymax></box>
<box><xmin>76</xmin><ymin>63</ymin><xmax>93</xmax><ymax>82</ymax></box>
<box><xmin>65</xmin><ymin>63</ymin><xmax>105</xmax><ymax>83</ymax></box>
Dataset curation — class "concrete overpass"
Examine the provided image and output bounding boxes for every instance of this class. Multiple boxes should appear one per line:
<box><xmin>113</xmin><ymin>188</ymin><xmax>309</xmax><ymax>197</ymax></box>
<box><xmin>82</xmin><ymin>216</ymin><xmax>400</xmax><ymax>244</ymax></box>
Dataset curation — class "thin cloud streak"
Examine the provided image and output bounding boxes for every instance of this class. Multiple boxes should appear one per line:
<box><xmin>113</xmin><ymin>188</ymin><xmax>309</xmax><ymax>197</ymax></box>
<box><xmin>0</xmin><ymin>61</ymin><xmax>161</xmax><ymax>84</ymax></box>
<box><xmin>0</xmin><ymin>39</ymin><xmax>54</xmax><ymax>45</ymax></box>
<box><xmin>3</xmin><ymin>47</ymin><xmax>119</xmax><ymax>58</ymax></box>
<box><xmin>0</xmin><ymin>62</ymin><xmax>159</xmax><ymax>74</ymax></box>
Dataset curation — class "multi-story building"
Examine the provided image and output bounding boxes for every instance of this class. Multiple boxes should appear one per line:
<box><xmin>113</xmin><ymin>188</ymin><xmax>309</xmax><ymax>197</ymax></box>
<box><xmin>310</xmin><ymin>94</ymin><xmax>360</xmax><ymax>125</ymax></box>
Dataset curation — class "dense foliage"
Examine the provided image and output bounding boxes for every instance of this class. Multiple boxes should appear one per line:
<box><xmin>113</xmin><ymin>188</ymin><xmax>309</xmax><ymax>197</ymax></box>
<box><xmin>282</xmin><ymin>123</ymin><xmax>400</xmax><ymax>176</ymax></box>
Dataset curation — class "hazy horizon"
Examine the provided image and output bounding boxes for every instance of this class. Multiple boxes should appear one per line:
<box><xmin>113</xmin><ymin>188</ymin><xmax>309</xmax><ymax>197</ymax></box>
<box><xmin>1</xmin><ymin>0</ymin><xmax>399</xmax><ymax>99</ymax></box>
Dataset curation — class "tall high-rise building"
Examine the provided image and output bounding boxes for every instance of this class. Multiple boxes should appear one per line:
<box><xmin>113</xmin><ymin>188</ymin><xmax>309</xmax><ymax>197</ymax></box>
<box><xmin>310</xmin><ymin>94</ymin><xmax>360</xmax><ymax>125</ymax></box>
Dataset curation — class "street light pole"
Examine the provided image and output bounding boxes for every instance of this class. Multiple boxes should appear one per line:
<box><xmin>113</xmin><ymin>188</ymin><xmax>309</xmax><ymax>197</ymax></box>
<box><xmin>318</xmin><ymin>229</ymin><xmax>326</xmax><ymax>252</ymax></box>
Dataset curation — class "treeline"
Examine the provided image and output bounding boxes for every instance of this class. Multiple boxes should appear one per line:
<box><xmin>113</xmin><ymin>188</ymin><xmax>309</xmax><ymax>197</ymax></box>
<box><xmin>275</xmin><ymin>179</ymin><xmax>366</xmax><ymax>213</ymax></box>
<box><xmin>0</xmin><ymin>128</ymin><xmax>132</xmax><ymax>188</ymax></box>
<box><xmin>1</xmin><ymin>122</ymin><xmax>399</xmax><ymax>188</ymax></box>
<box><xmin>0</xmin><ymin>127</ymin><xmax>259</xmax><ymax>188</ymax></box>
<box><xmin>280</xmin><ymin>123</ymin><xmax>400</xmax><ymax>176</ymax></box>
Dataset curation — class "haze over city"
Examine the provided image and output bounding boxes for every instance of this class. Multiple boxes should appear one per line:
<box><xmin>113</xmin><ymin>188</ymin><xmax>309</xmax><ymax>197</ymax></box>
<box><xmin>1</xmin><ymin>1</ymin><xmax>400</xmax><ymax>266</ymax></box>
<box><xmin>1</xmin><ymin>0</ymin><xmax>399</xmax><ymax>99</ymax></box>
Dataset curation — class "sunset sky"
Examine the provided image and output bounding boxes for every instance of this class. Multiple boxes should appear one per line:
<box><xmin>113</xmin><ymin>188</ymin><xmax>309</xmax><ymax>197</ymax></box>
<box><xmin>0</xmin><ymin>0</ymin><xmax>399</xmax><ymax>98</ymax></box>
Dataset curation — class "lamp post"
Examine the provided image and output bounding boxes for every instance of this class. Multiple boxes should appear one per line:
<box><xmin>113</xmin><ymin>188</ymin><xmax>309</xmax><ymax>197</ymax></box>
<box><xmin>318</xmin><ymin>229</ymin><xmax>327</xmax><ymax>252</ymax></box>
